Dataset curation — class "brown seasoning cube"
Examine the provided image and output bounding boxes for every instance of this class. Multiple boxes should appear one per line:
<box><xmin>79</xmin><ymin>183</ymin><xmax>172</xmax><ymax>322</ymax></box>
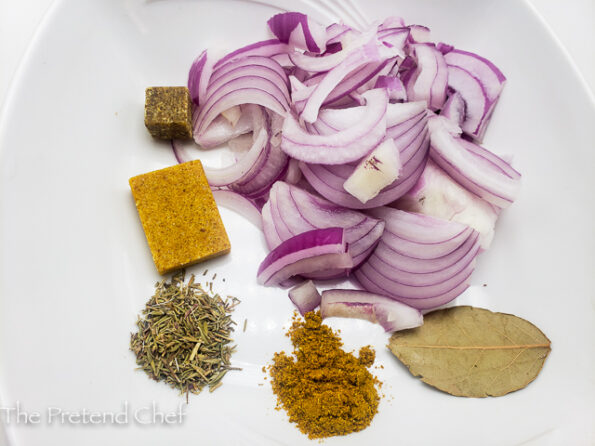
<box><xmin>144</xmin><ymin>87</ymin><xmax>193</xmax><ymax>139</ymax></box>
<box><xmin>129</xmin><ymin>160</ymin><xmax>230</xmax><ymax>274</ymax></box>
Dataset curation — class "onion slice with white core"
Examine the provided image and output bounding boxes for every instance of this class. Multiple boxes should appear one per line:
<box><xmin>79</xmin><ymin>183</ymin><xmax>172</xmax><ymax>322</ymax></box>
<box><xmin>263</xmin><ymin>181</ymin><xmax>385</xmax><ymax>270</ymax></box>
<box><xmin>354</xmin><ymin>208</ymin><xmax>481</xmax><ymax>309</ymax></box>
<box><xmin>440</xmin><ymin>91</ymin><xmax>465</xmax><ymax>127</ymax></box>
<box><xmin>396</xmin><ymin>159</ymin><xmax>498</xmax><ymax>249</ymax></box>
<box><xmin>428</xmin><ymin>115</ymin><xmax>521</xmax><ymax>208</ymax></box>
<box><xmin>405</xmin><ymin>43</ymin><xmax>448</xmax><ymax>111</ymax></box>
<box><xmin>256</xmin><ymin>227</ymin><xmax>353</xmax><ymax>286</ymax></box>
<box><xmin>299</xmin><ymin>109</ymin><xmax>429</xmax><ymax>209</ymax></box>
<box><xmin>343</xmin><ymin>138</ymin><xmax>402</xmax><ymax>204</ymax></box>
<box><xmin>267</xmin><ymin>12</ymin><xmax>327</xmax><ymax>53</ymax></box>
<box><xmin>320</xmin><ymin>289</ymin><xmax>423</xmax><ymax>332</ymax></box>
<box><xmin>281</xmin><ymin>89</ymin><xmax>388</xmax><ymax>165</ymax></box>
<box><xmin>288</xmin><ymin>280</ymin><xmax>321</xmax><ymax>315</ymax></box>
<box><xmin>212</xmin><ymin>190</ymin><xmax>263</xmax><ymax>230</ymax></box>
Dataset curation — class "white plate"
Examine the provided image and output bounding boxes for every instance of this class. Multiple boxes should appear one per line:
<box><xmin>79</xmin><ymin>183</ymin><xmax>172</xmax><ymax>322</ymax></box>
<box><xmin>1</xmin><ymin>0</ymin><xmax>594</xmax><ymax>444</ymax></box>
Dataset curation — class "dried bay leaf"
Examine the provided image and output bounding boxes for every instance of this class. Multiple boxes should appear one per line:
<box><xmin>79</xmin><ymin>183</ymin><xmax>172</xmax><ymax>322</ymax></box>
<box><xmin>388</xmin><ymin>306</ymin><xmax>551</xmax><ymax>397</ymax></box>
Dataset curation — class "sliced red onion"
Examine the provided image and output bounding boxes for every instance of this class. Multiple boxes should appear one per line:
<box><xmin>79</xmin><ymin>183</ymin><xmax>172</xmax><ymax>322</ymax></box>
<box><xmin>300</xmin><ymin>41</ymin><xmax>398</xmax><ymax>123</ymax></box>
<box><xmin>440</xmin><ymin>91</ymin><xmax>465</xmax><ymax>127</ymax></box>
<box><xmin>395</xmin><ymin>159</ymin><xmax>499</xmax><ymax>249</ymax></box>
<box><xmin>221</xmin><ymin>106</ymin><xmax>241</xmax><ymax>126</ymax></box>
<box><xmin>193</xmin><ymin>104</ymin><xmax>259</xmax><ymax>149</ymax></box>
<box><xmin>377</xmin><ymin>27</ymin><xmax>409</xmax><ymax>51</ymax></box>
<box><xmin>326</xmin><ymin>23</ymin><xmax>351</xmax><ymax>44</ymax></box>
<box><xmin>261</xmin><ymin>201</ymin><xmax>282</xmax><ymax>249</ymax></box>
<box><xmin>299</xmin><ymin>109</ymin><xmax>429</xmax><ymax>208</ymax></box>
<box><xmin>408</xmin><ymin>25</ymin><xmax>431</xmax><ymax>43</ymax></box>
<box><xmin>267</xmin><ymin>12</ymin><xmax>327</xmax><ymax>53</ymax></box>
<box><xmin>320</xmin><ymin>289</ymin><xmax>423</xmax><ymax>332</ymax></box>
<box><xmin>369</xmin><ymin>207</ymin><xmax>472</xmax><ymax>254</ymax></box>
<box><xmin>372</xmin><ymin>230</ymin><xmax>480</xmax><ymax>274</ymax></box>
<box><xmin>195</xmin><ymin>75</ymin><xmax>289</xmax><ymax>135</ymax></box>
<box><xmin>445</xmin><ymin>49</ymin><xmax>506</xmax><ymax>101</ymax></box>
<box><xmin>288</xmin><ymin>28</ymin><xmax>376</xmax><ymax>73</ymax></box>
<box><xmin>444</xmin><ymin>50</ymin><xmax>505</xmax><ymax>141</ymax></box>
<box><xmin>212</xmin><ymin>190</ymin><xmax>263</xmax><ymax>230</ymax></box>
<box><xmin>208</xmin><ymin>57</ymin><xmax>290</xmax><ymax>95</ymax></box>
<box><xmin>281</xmin><ymin>89</ymin><xmax>388</xmax><ymax>165</ymax></box>
<box><xmin>343</xmin><ymin>138</ymin><xmax>402</xmax><ymax>204</ymax></box>
<box><xmin>257</xmin><ymin>227</ymin><xmax>352</xmax><ymax>286</ymax></box>
<box><xmin>188</xmin><ymin>50</ymin><xmax>211</xmax><ymax>105</ymax></box>
<box><xmin>283</xmin><ymin>158</ymin><xmax>302</xmax><ymax>184</ymax></box>
<box><xmin>214</xmin><ymin>39</ymin><xmax>290</xmax><ymax>70</ymax></box>
<box><xmin>288</xmin><ymin>280</ymin><xmax>321</xmax><ymax>315</ymax></box>
<box><xmin>228</xmin><ymin>133</ymin><xmax>254</xmax><ymax>153</ymax></box>
<box><xmin>203</xmin><ymin>126</ymin><xmax>268</xmax><ymax>186</ymax></box>
<box><xmin>436</xmin><ymin>42</ymin><xmax>454</xmax><ymax>55</ymax></box>
<box><xmin>230</xmin><ymin>143</ymin><xmax>289</xmax><ymax>199</ymax></box>
<box><xmin>323</xmin><ymin>59</ymin><xmax>395</xmax><ymax>107</ymax></box>
<box><xmin>265</xmin><ymin>181</ymin><xmax>385</xmax><ymax>269</ymax></box>
<box><xmin>354</xmin><ymin>207</ymin><xmax>480</xmax><ymax>309</ymax></box>
<box><xmin>405</xmin><ymin>43</ymin><xmax>448</xmax><ymax>111</ymax></box>
<box><xmin>429</xmin><ymin>115</ymin><xmax>521</xmax><ymax>208</ymax></box>
<box><xmin>380</xmin><ymin>16</ymin><xmax>406</xmax><ymax>29</ymax></box>
<box><xmin>375</xmin><ymin>75</ymin><xmax>407</xmax><ymax>102</ymax></box>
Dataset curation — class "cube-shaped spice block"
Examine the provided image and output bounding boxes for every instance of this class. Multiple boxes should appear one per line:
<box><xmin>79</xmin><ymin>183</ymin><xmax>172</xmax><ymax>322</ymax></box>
<box><xmin>129</xmin><ymin>160</ymin><xmax>230</xmax><ymax>274</ymax></box>
<box><xmin>144</xmin><ymin>86</ymin><xmax>193</xmax><ymax>139</ymax></box>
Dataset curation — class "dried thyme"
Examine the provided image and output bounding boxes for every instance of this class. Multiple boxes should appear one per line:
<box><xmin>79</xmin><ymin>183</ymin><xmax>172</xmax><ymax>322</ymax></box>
<box><xmin>130</xmin><ymin>271</ymin><xmax>240</xmax><ymax>396</ymax></box>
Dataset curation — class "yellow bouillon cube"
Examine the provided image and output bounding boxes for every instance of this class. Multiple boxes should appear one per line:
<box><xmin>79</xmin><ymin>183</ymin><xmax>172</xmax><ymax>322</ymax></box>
<box><xmin>129</xmin><ymin>160</ymin><xmax>230</xmax><ymax>274</ymax></box>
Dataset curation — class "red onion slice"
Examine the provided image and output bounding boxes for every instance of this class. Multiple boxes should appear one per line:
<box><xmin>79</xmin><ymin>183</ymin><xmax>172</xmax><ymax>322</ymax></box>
<box><xmin>429</xmin><ymin>116</ymin><xmax>521</xmax><ymax>208</ymax></box>
<box><xmin>214</xmin><ymin>39</ymin><xmax>290</xmax><ymax>70</ymax></box>
<box><xmin>212</xmin><ymin>190</ymin><xmax>263</xmax><ymax>230</ymax></box>
<box><xmin>320</xmin><ymin>289</ymin><xmax>423</xmax><ymax>332</ymax></box>
<box><xmin>194</xmin><ymin>104</ymin><xmax>259</xmax><ymax>149</ymax></box>
<box><xmin>265</xmin><ymin>181</ymin><xmax>385</xmax><ymax>270</ymax></box>
<box><xmin>262</xmin><ymin>201</ymin><xmax>283</xmax><ymax>249</ymax></box>
<box><xmin>395</xmin><ymin>159</ymin><xmax>499</xmax><ymax>249</ymax></box>
<box><xmin>267</xmin><ymin>12</ymin><xmax>327</xmax><ymax>53</ymax></box>
<box><xmin>440</xmin><ymin>91</ymin><xmax>466</xmax><ymax>127</ymax></box>
<box><xmin>288</xmin><ymin>280</ymin><xmax>321</xmax><ymax>315</ymax></box>
<box><xmin>257</xmin><ymin>227</ymin><xmax>352</xmax><ymax>286</ymax></box>
<box><xmin>203</xmin><ymin>127</ymin><xmax>269</xmax><ymax>187</ymax></box>
<box><xmin>405</xmin><ymin>43</ymin><xmax>448</xmax><ymax>111</ymax></box>
<box><xmin>188</xmin><ymin>50</ymin><xmax>211</xmax><ymax>105</ymax></box>
<box><xmin>444</xmin><ymin>49</ymin><xmax>505</xmax><ymax>102</ymax></box>
<box><xmin>299</xmin><ymin>111</ymin><xmax>429</xmax><ymax>208</ymax></box>
<box><xmin>281</xmin><ymin>88</ymin><xmax>388</xmax><ymax>165</ymax></box>
<box><xmin>375</xmin><ymin>75</ymin><xmax>407</xmax><ymax>102</ymax></box>
<box><xmin>353</xmin><ymin>207</ymin><xmax>479</xmax><ymax>309</ymax></box>
<box><xmin>300</xmin><ymin>42</ymin><xmax>397</xmax><ymax>123</ymax></box>
<box><xmin>196</xmin><ymin>77</ymin><xmax>289</xmax><ymax>135</ymax></box>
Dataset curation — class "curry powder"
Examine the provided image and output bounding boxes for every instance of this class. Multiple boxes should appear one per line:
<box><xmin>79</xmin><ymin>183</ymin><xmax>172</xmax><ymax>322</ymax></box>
<box><xmin>268</xmin><ymin>311</ymin><xmax>380</xmax><ymax>439</ymax></box>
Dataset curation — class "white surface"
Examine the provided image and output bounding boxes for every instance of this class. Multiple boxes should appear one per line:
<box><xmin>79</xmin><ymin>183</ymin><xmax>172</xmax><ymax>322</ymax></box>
<box><xmin>0</xmin><ymin>0</ymin><xmax>594</xmax><ymax>445</ymax></box>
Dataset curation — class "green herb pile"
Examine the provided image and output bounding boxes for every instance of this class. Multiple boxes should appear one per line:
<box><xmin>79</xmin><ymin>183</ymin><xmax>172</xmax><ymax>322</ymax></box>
<box><xmin>130</xmin><ymin>271</ymin><xmax>240</xmax><ymax>397</ymax></box>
